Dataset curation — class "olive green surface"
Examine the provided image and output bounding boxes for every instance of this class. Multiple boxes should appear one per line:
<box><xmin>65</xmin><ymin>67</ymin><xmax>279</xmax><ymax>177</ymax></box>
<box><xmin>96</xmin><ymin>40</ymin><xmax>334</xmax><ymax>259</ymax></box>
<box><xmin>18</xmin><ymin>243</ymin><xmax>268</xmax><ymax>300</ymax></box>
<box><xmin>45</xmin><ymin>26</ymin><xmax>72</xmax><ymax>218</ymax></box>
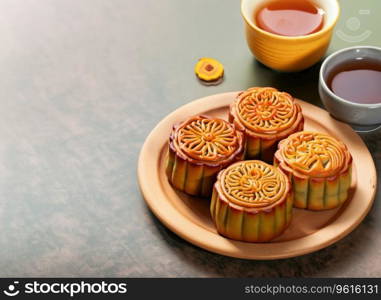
<box><xmin>0</xmin><ymin>0</ymin><xmax>379</xmax><ymax>277</ymax></box>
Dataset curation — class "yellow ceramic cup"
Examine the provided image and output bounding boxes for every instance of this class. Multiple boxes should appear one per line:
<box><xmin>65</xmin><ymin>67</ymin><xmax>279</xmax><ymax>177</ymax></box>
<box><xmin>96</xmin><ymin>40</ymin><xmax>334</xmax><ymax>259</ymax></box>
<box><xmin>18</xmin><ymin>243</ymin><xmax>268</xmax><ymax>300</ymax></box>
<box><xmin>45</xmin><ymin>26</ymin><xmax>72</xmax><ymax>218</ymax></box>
<box><xmin>241</xmin><ymin>0</ymin><xmax>340</xmax><ymax>72</ymax></box>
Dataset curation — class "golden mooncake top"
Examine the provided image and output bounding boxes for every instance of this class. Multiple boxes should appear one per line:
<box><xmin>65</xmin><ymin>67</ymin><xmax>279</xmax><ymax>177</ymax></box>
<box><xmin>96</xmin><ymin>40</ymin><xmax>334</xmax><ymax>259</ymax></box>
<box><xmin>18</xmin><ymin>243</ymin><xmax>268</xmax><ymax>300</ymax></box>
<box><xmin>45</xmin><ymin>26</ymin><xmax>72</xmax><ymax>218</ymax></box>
<box><xmin>231</xmin><ymin>87</ymin><xmax>303</xmax><ymax>134</ymax></box>
<box><xmin>170</xmin><ymin>116</ymin><xmax>244</xmax><ymax>164</ymax></box>
<box><xmin>218</xmin><ymin>160</ymin><xmax>289</xmax><ymax>208</ymax></box>
<box><xmin>276</xmin><ymin>131</ymin><xmax>352</xmax><ymax>177</ymax></box>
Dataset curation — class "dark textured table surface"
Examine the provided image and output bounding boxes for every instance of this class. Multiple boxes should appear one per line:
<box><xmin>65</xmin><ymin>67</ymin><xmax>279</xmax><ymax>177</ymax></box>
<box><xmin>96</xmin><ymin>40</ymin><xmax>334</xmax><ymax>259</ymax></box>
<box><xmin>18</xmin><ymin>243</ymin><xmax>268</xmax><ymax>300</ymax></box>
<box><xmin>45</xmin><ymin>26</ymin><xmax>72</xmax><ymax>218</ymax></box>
<box><xmin>0</xmin><ymin>0</ymin><xmax>380</xmax><ymax>277</ymax></box>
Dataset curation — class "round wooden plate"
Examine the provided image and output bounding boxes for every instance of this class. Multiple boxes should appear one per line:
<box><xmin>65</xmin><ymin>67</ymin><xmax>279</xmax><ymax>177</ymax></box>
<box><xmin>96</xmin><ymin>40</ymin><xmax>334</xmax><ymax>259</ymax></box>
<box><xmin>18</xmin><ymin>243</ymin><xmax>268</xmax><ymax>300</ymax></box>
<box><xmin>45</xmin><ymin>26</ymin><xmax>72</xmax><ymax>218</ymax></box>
<box><xmin>137</xmin><ymin>92</ymin><xmax>377</xmax><ymax>260</ymax></box>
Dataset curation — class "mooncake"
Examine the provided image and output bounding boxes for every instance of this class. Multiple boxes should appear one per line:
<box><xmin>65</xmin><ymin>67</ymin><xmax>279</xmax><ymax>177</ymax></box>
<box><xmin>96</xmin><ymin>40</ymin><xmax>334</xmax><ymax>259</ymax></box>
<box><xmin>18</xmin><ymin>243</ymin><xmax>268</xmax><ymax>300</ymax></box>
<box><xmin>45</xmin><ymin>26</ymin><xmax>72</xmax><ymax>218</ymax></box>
<box><xmin>274</xmin><ymin>131</ymin><xmax>352</xmax><ymax>210</ymax></box>
<box><xmin>166</xmin><ymin>115</ymin><xmax>244</xmax><ymax>197</ymax></box>
<box><xmin>210</xmin><ymin>160</ymin><xmax>293</xmax><ymax>242</ymax></box>
<box><xmin>229</xmin><ymin>87</ymin><xmax>304</xmax><ymax>162</ymax></box>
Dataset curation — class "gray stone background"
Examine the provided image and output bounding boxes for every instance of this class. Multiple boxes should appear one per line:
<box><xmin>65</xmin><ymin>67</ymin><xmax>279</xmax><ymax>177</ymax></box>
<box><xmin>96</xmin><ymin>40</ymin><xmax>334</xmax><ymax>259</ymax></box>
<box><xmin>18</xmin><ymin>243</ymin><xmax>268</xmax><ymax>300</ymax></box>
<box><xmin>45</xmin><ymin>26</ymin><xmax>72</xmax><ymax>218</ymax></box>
<box><xmin>0</xmin><ymin>0</ymin><xmax>379</xmax><ymax>277</ymax></box>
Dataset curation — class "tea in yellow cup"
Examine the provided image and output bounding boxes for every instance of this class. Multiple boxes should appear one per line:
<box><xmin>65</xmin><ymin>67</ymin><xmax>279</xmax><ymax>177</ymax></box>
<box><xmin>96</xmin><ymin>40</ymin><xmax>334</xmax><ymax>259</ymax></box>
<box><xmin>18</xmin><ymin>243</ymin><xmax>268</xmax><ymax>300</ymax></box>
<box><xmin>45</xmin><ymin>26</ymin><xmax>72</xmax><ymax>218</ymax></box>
<box><xmin>241</xmin><ymin>0</ymin><xmax>340</xmax><ymax>72</ymax></box>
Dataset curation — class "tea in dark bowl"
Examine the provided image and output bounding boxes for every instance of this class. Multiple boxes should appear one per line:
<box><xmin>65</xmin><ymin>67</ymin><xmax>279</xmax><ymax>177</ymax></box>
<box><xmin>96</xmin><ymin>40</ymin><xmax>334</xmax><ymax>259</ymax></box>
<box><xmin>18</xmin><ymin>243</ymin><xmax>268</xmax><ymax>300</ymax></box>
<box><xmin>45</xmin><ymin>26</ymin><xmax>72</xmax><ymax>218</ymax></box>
<box><xmin>327</xmin><ymin>59</ymin><xmax>381</xmax><ymax>105</ymax></box>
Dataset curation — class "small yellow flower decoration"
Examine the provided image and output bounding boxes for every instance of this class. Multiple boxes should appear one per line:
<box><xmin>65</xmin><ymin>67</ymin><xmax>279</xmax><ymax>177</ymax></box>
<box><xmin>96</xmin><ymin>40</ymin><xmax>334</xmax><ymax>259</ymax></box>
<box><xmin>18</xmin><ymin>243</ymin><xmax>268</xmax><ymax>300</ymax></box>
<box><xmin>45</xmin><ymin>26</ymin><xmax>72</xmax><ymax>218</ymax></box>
<box><xmin>194</xmin><ymin>57</ymin><xmax>224</xmax><ymax>82</ymax></box>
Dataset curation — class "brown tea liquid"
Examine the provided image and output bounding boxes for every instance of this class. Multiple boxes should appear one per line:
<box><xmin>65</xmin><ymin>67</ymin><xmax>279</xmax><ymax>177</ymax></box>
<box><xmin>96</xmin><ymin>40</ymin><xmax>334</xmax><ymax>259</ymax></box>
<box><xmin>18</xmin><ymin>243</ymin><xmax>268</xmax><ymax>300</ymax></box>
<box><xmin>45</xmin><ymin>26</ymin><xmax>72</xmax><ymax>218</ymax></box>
<box><xmin>255</xmin><ymin>0</ymin><xmax>324</xmax><ymax>37</ymax></box>
<box><xmin>328</xmin><ymin>59</ymin><xmax>381</xmax><ymax>105</ymax></box>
